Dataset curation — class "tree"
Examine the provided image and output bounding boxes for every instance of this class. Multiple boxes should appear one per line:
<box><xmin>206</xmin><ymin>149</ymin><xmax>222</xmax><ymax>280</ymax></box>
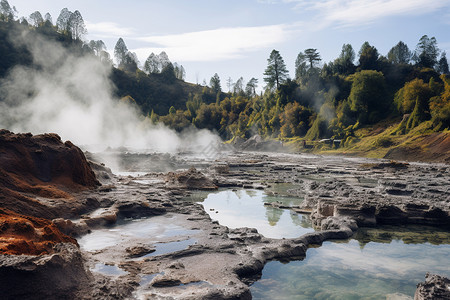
<box><xmin>144</xmin><ymin>53</ymin><xmax>160</xmax><ymax>74</ymax></box>
<box><xmin>0</xmin><ymin>0</ymin><xmax>17</xmax><ymax>21</ymax></box>
<box><xmin>333</xmin><ymin>44</ymin><xmax>356</xmax><ymax>75</ymax></box>
<box><xmin>295</xmin><ymin>52</ymin><xmax>307</xmax><ymax>81</ymax></box>
<box><xmin>88</xmin><ymin>40</ymin><xmax>106</xmax><ymax>56</ymax></box>
<box><xmin>173</xmin><ymin>63</ymin><xmax>185</xmax><ymax>80</ymax></box>
<box><xmin>161</xmin><ymin>63</ymin><xmax>176</xmax><ymax>83</ymax></box>
<box><xmin>68</xmin><ymin>10</ymin><xmax>87</xmax><ymax>40</ymax></box>
<box><xmin>56</xmin><ymin>8</ymin><xmax>72</xmax><ymax>32</ymax></box>
<box><xmin>29</xmin><ymin>11</ymin><xmax>43</xmax><ymax>27</ymax></box>
<box><xmin>304</xmin><ymin>48</ymin><xmax>321</xmax><ymax>69</ymax></box>
<box><xmin>387</xmin><ymin>41</ymin><xmax>411</xmax><ymax>64</ymax></box>
<box><xmin>114</xmin><ymin>38</ymin><xmax>128</xmax><ymax>65</ymax></box>
<box><xmin>349</xmin><ymin>70</ymin><xmax>387</xmax><ymax>124</ymax></box>
<box><xmin>394</xmin><ymin>78</ymin><xmax>432</xmax><ymax>113</ymax></box>
<box><xmin>280</xmin><ymin>102</ymin><xmax>313</xmax><ymax>137</ymax></box>
<box><xmin>358</xmin><ymin>42</ymin><xmax>379</xmax><ymax>70</ymax></box>
<box><xmin>414</xmin><ymin>35</ymin><xmax>440</xmax><ymax>69</ymax></box>
<box><xmin>226</xmin><ymin>77</ymin><xmax>234</xmax><ymax>92</ymax></box>
<box><xmin>438</xmin><ymin>52</ymin><xmax>449</xmax><ymax>74</ymax></box>
<box><xmin>233</xmin><ymin>77</ymin><xmax>244</xmax><ymax>94</ymax></box>
<box><xmin>246</xmin><ymin>78</ymin><xmax>258</xmax><ymax>97</ymax></box>
<box><xmin>264</xmin><ymin>49</ymin><xmax>289</xmax><ymax>90</ymax></box>
<box><xmin>44</xmin><ymin>12</ymin><xmax>52</xmax><ymax>24</ymax></box>
<box><xmin>210</xmin><ymin>73</ymin><xmax>221</xmax><ymax>94</ymax></box>
<box><xmin>159</xmin><ymin>51</ymin><xmax>171</xmax><ymax>70</ymax></box>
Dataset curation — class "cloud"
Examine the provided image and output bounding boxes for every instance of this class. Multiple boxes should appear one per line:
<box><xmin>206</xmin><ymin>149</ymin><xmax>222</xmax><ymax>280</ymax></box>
<box><xmin>86</xmin><ymin>21</ymin><xmax>136</xmax><ymax>38</ymax></box>
<box><xmin>131</xmin><ymin>24</ymin><xmax>293</xmax><ymax>62</ymax></box>
<box><xmin>285</xmin><ymin>0</ymin><xmax>450</xmax><ymax>28</ymax></box>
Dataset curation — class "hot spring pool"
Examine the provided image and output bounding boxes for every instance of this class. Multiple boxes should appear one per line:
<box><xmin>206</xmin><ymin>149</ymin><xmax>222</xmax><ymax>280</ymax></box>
<box><xmin>195</xmin><ymin>189</ymin><xmax>313</xmax><ymax>239</ymax></box>
<box><xmin>250</xmin><ymin>225</ymin><xmax>450</xmax><ymax>300</ymax></box>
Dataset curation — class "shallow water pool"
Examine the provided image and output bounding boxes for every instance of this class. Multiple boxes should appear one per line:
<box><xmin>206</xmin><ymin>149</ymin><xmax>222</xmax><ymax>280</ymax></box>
<box><xmin>78</xmin><ymin>214</ymin><xmax>200</xmax><ymax>252</ymax></box>
<box><xmin>250</xmin><ymin>225</ymin><xmax>450</xmax><ymax>299</ymax></box>
<box><xmin>197</xmin><ymin>189</ymin><xmax>313</xmax><ymax>239</ymax></box>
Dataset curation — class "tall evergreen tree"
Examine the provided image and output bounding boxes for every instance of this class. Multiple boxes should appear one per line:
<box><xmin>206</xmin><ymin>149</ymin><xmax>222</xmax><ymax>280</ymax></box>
<box><xmin>114</xmin><ymin>38</ymin><xmax>128</xmax><ymax>65</ymax></box>
<box><xmin>358</xmin><ymin>42</ymin><xmax>379</xmax><ymax>70</ymax></box>
<box><xmin>295</xmin><ymin>51</ymin><xmax>307</xmax><ymax>81</ymax></box>
<box><xmin>333</xmin><ymin>44</ymin><xmax>355</xmax><ymax>75</ymax></box>
<box><xmin>264</xmin><ymin>49</ymin><xmax>289</xmax><ymax>90</ymax></box>
<box><xmin>387</xmin><ymin>41</ymin><xmax>411</xmax><ymax>64</ymax></box>
<box><xmin>29</xmin><ymin>11</ymin><xmax>43</xmax><ymax>27</ymax></box>
<box><xmin>438</xmin><ymin>52</ymin><xmax>449</xmax><ymax>74</ymax></box>
<box><xmin>68</xmin><ymin>10</ymin><xmax>87</xmax><ymax>40</ymax></box>
<box><xmin>44</xmin><ymin>12</ymin><xmax>52</xmax><ymax>24</ymax></box>
<box><xmin>304</xmin><ymin>48</ymin><xmax>321</xmax><ymax>69</ymax></box>
<box><xmin>0</xmin><ymin>0</ymin><xmax>17</xmax><ymax>21</ymax></box>
<box><xmin>56</xmin><ymin>8</ymin><xmax>72</xmax><ymax>32</ymax></box>
<box><xmin>246</xmin><ymin>78</ymin><xmax>258</xmax><ymax>97</ymax></box>
<box><xmin>144</xmin><ymin>53</ymin><xmax>160</xmax><ymax>74</ymax></box>
<box><xmin>210</xmin><ymin>73</ymin><xmax>221</xmax><ymax>94</ymax></box>
<box><xmin>414</xmin><ymin>35</ymin><xmax>440</xmax><ymax>69</ymax></box>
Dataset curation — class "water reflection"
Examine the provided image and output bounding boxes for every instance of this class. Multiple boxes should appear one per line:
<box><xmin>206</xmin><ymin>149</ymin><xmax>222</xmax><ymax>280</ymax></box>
<box><xmin>78</xmin><ymin>215</ymin><xmax>200</xmax><ymax>252</ymax></box>
<box><xmin>251</xmin><ymin>226</ymin><xmax>450</xmax><ymax>299</ymax></box>
<box><xmin>197</xmin><ymin>189</ymin><xmax>313</xmax><ymax>239</ymax></box>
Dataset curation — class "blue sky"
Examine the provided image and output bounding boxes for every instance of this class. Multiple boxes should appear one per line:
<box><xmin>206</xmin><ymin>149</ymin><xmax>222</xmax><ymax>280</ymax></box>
<box><xmin>9</xmin><ymin>0</ymin><xmax>450</xmax><ymax>90</ymax></box>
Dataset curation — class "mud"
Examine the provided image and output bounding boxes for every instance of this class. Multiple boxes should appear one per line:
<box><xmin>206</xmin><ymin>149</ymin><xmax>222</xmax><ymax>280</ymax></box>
<box><xmin>1</xmin><ymin>131</ymin><xmax>449</xmax><ymax>299</ymax></box>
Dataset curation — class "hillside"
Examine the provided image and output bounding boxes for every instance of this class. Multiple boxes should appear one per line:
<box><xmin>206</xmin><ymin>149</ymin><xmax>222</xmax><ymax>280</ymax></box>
<box><xmin>0</xmin><ymin>19</ymin><xmax>203</xmax><ymax>116</ymax></box>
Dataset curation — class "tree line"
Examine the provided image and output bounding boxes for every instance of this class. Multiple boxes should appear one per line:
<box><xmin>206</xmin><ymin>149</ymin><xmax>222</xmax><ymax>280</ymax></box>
<box><xmin>1</xmin><ymin>0</ymin><xmax>450</xmax><ymax>143</ymax></box>
<box><xmin>158</xmin><ymin>35</ymin><xmax>450</xmax><ymax>144</ymax></box>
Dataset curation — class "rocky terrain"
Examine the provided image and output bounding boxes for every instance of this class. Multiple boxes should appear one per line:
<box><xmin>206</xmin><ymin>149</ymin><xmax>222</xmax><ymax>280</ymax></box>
<box><xmin>0</xmin><ymin>130</ymin><xmax>449</xmax><ymax>299</ymax></box>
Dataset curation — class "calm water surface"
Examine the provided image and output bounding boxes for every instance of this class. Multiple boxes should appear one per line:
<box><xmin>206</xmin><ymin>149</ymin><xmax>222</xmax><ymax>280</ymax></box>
<box><xmin>197</xmin><ymin>189</ymin><xmax>313</xmax><ymax>239</ymax></box>
<box><xmin>251</xmin><ymin>225</ymin><xmax>450</xmax><ymax>300</ymax></box>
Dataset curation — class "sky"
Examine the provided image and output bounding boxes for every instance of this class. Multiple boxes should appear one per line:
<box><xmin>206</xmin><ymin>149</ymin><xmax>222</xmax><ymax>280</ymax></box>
<box><xmin>9</xmin><ymin>0</ymin><xmax>450</xmax><ymax>91</ymax></box>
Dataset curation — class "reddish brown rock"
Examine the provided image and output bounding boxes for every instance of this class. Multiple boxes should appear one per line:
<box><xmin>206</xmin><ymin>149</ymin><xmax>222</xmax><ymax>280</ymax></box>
<box><xmin>0</xmin><ymin>130</ymin><xmax>99</xmax><ymax>255</ymax></box>
<box><xmin>0</xmin><ymin>208</ymin><xmax>77</xmax><ymax>255</ymax></box>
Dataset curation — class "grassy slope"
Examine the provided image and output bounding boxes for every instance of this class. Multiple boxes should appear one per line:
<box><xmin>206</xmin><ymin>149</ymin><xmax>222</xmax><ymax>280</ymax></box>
<box><xmin>283</xmin><ymin>121</ymin><xmax>450</xmax><ymax>163</ymax></box>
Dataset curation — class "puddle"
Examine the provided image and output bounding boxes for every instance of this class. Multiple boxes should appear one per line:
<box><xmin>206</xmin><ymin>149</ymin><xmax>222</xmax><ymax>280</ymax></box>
<box><xmin>143</xmin><ymin>239</ymin><xmax>197</xmax><ymax>258</ymax></box>
<box><xmin>116</xmin><ymin>171</ymin><xmax>148</xmax><ymax>177</ymax></box>
<box><xmin>251</xmin><ymin>225</ymin><xmax>450</xmax><ymax>299</ymax></box>
<box><xmin>140</xmin><ymin>272</ymin><xmax>165</xmax><ymax>286</ymax></box>
<box><xmin>78</xmin><ymin>215</ymin><xmax>200</xmax><ymax>251</ymax></box>
<box><xmin>197</xmin><ymin>189</ymin><xmax>313</xmax><ymax>239</ymax></box>
<box><xmin>132</xmin><ymin>179</ymin><xmax>163</xmax><ymax>185</ymax></box>
<box><xmin>91</xmin><ymin>263</ymin><xmax>128</xmax><ymax>276</ymax></box>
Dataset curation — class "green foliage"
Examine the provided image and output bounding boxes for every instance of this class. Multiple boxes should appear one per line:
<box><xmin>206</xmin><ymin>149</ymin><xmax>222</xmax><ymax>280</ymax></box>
<box><xmin>358</xmin><ymin>42</ymin><xmax>380</xmax><ymax>70</ymax></box>
<box><xmin>264</xmin><ymin>49</ymin><xmax>289</xmax><ymax>91</ymax></box>
<box><xmin>348</xmin><ymin>70</ymin><xmax>388</xmax><ymax>124</ymax></box>
<box><xmin>438</xmin><ymin>52</ymin><xmax>449</xmax><ymax>74</ymax></box>
<box><xmin>210</xmin><ymin>73</ymin><xmax>221</xmax><ymax>94</ymax></box>
<box><xmin>429</xmin><ymin>75</ymin><xmax>450</xmax><ymax>129</ymax></box>
<box><xmin>373</xmin><ymin>136</ymin><xmax>394</xmax><ymax>148</ymax></box>
<box><xmin>279</xmin><ymin>102</ymin><xmax>313</xmax><ymax>137</ymax></box>
<box><xmin>414</xmin><ymin>35</ymin><xmax>439</xmax><ymax>69</ymax></box>
<box><xmin>2</xmin><ymin>8</ymin><xmax>450</xmax><ymax>142</ymax></box>
<box><xmin>332</xmin><ymin>44</ymin><xmax>356</xmax><ymax>75</ymax></box>
<box><xmin>394</xmin><ymin>78</ymin><xmax>432</xmax><ymax>113</ymax></box>
<box><xmin>406</xmin><ymin>97</ymin><xmax>429</xmax><ymax>130</ymax></box>
<box><xmin>387</xmin><ymin>41</ymin><xmax>411</xmax><ymax>64</ymax></box>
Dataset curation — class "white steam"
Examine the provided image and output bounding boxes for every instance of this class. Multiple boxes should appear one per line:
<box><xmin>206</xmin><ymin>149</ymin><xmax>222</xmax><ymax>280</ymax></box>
<box><xmin>0</xmin><ymin>28</ymin><xmax>220</xmax><ymax>155</ymax></box>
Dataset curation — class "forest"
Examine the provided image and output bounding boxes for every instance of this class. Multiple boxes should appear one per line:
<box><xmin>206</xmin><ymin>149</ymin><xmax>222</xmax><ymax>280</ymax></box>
<box><xmin>1</xmin><ymin>0</ymin><xmax>450</xmax><ymax>147</ymax></box>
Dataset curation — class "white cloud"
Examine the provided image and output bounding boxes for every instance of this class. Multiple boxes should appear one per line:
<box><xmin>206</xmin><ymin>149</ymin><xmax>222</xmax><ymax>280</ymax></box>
<box><xmin>131</xmin><ymin>24</ymin><xmax>293</xmax><ymax>62</ymax></box>
<box><xmin>86</xmin><ymin>21</ymin><xmax>135</xmax><ymax>38</ymax></box>
<box><xmin>285</xmin><ymin>0</ymin><xmax>450</xmax><ymax>28</ymax></box>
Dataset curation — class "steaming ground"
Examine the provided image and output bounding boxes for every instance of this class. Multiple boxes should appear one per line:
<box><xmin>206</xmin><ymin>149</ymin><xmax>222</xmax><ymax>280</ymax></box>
<box><xmin>0</xmin><ymin>25</ymin><xmax>220</xmax><ymax>156</ymax></box>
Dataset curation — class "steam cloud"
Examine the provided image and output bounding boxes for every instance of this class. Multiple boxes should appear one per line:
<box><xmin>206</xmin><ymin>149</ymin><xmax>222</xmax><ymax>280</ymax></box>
<box><xmin>0</xmin><ymin>27</ymin><xmax>220</xmax><ymax>155</ymax></box>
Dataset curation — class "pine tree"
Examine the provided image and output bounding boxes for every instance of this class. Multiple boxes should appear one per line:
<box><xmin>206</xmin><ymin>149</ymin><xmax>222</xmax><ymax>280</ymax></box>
<box><xmin>264</xmin><ymin>50</ymin><xmax>289</xmax><ymax>91</ymax></box>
